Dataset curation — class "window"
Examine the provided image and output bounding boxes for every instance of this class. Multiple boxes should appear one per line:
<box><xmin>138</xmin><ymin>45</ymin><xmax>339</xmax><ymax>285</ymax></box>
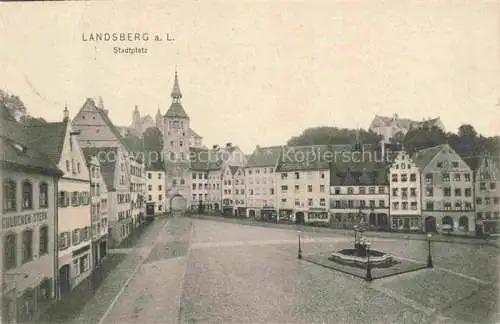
<box><xmin>158</xmin><ymin>185</ymin><xmax>162</xmax><ymax>191</ymax></box>
<box><xmin>443</xmin><ymin>188</ymin><xmax>451</xmax><ymax>197</ymax></box>
<box><xmin>464</xmin><ymin>173</ymin><xmax>471</xmax><ymax>182</ymax></box>
<box><xmin>378</xmin><ymin>200</ymin><xmax>385</xmax><ymax>208</ymax></box>
<box><xmin>148</xmin><ymin>173</ymin><xmax>152</xmax><ymax>179</ymax></box>
<box><xmin>453</xmin><ymin>173</ymin><xmax>461</xmax><ymax>181</ymax></box>
<box><xmin>22</xmin><ymin>229</ymin><xmax>33</xmax><ymax>263</ymax></box>
<box><xmin>480</xmin><ymin>182</ymin><xmax>486</xmax><ymax>191</ymax></box>
<box><xmin>308</xmin><ymin>198</ymin><xmax>313</xmax><ymax>206</ymax></box>
<box><xmin>22</xmin><ymin>181</ymin><xmax>33</xmax><ymax>209</ymax></box>
<box><xmin>4</xmin><ymin>233</ymin><xmax>17</xmax><ymax>270</ymax></box>
<box><xmin>307</xmin><ymin>185</ymin><xmax>312</xmax><ymax>192</ymax></box>
<box><xmin>158</xmin><ymin>195</ymin><xmax>162</xmax><ymax>201</ymax></box>
<box><xmin>410</xmin><ymin>202</ymin><xmax>417</xmax><ymax>210</ymax></box>
<box><xmin>426</xmin><ymin>202</ymin><xmax>434</xmax><ymax>210</ymax></box>
<box><xmin>454</xmin><ymin>188</ymin><xmax>461</xmax><ymax>196</ymax></box>
<box><xmin>401</xmin><ymin>174</ymin><xmax>407</xmax><ymax>182</ymax></box>
<box><xmin>465</xmin><ymin>188</ymin><xmax>472</xmax><ymax>197</ymax></box>
<box><xmin>319</xmin><ymin>185</ymin><xmax>325</xmax><ymax>192</ymax></box>
<box><xmin>392</xmin><ymin>202</ymin><xmax>399</xmax><ymax>209</ymax></box>
<box><xmin>320</xmin><ymin>173</ymin><xmax>325</xmax><ymax>179</ymax></box>
<box><xmin>66</xmin><ymin>160</ymin><xmax>70</xmax><ymax>172</ymax></box>
<box><xmin>38</xmin><ymin>226</ymin><xmax>49</xmax><ymax>255</ymax></box>
<box><xmin>59</xmin><ymin>232</ymin><xmax>69</xmax><ymax>250</ymax></box>
<box><xmin>452</xmin><ymin>161</ymin><xmax>459</xmax><ymax>168</ymax></box>
<box><xmin>38</xmin><ymin>182</ymin><xmax>48</xmax><ymax>208</ymax></box>
<box><xmin>359</xmin><ymin>187</ymin><xmax>366</xmax><ymax>194</ymax></box>
<box><xmin>71</xmin><ymin>191</ymin><xmax>79</xmax><ymax>206</ymax></box>
<box><xmin>442</xmin><ymin>173</ymin><xmax>450</xmax><ymax>182</ymax></box>
<box><xmin>391</xmin><ymin>174</ymin><xmax>398</xmax><ymax>182</ymax></box>
<box><xmin>378</xmin><ymin>187</ymin><xmax>385</xmax><ymax>194</ymax></box>
<box><xmin>77</xmin><ymin>162</ymin><xmax>81</xmax><ymax>173</ymax></box>
<box><xmin>410</xmin><ymin>174</ymin><xmax>416</xmax><ymax>181</ymax></box>
<box><xmin>3</xmin><ymin>179</ymin><xmax>16</xmax><ymax>212</ymax></box>
<box><xmin>281</xmin><ymin>185</ymin><xmax>288</xmax><ymax>191</ymax></box>
<box><xmin>148</xmin><ymin>185</ymin><xmax>152</xmax><ymax>191</ymax></box>
<box><xmin>335</xmin><ymin>187</ymin><xmax>341</xmax><ymax>194</ymax></box>
<box><xmin>319</xmin><ymin>198</ymin><xmax>326</xmax><ymax>207</ymax></box>
<box><xmin>180</xmin><ymin>179</ymin><xmax>185</xmax><ymax>185</ymax></box>
<box><xmin>295</xmin><ymin>172</ymin><xmax>300</xmax><ymax>179</ymax></box>
<box><xmin>392</xmin><ymin>188</ymin><xmax>398</xmax><ymax>197</ymax></box>
<box><xmin>425</xmin><ymin>174</ymin><xmax>433</xmax><ymax>184</ymax></box>
<box><xmin>72</xmin><ymin>229</ymin><xmax>80</xmax><ymax>246</ymax></box>
<box><xmin>347</xmin><ymin>187</ymin><xmax>354</xmax><ymax>194</ymax></box>
<box><xmin>491</xmin><ymin>182</ymin><xmax>496</xmax><ymax>190</ymax></box>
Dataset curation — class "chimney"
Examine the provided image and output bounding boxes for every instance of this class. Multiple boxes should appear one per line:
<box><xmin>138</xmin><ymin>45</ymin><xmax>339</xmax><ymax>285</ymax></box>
<box><xmin>226</xmin><ymin>142</ymin><xmax>232</xmax><ymax>148</ymax></box>
<box><xmin>63</xmin><ymin>105</ymin><xmax>69</xmax><ymax>121</ymax></box>
<box><xmin>212</xmin><ymin>145</ymin><xmax>219</xmax><ymax>150</ymax></box>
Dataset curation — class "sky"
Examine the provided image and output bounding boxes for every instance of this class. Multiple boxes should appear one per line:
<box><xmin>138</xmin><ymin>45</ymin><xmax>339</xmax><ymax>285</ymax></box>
<box><xmin>0</xmin><ymin>0</ymin><xmax>498</xmax><ymax>154</ymax></box>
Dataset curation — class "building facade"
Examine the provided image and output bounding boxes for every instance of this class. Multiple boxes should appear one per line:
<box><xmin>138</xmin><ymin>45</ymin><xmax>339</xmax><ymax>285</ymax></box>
<box><xmin>25</xmin><ymin>109</ymin><xmax>93</xmax><ymax>297</ymax></box>
<box><xmin>276</xmin><ymin>146</ymin><xmax>331</xmax><ymax>224</ymax></box>
<box><xmin>146</xmin><ymin>168</ymin><xmax>166</xmax><ymax>215</ymax></box>
<box><xmin>472</xmin><ymin>153</ymin><xmax>500</xmax><ymax>234</ymax></box>
<box><xmin>369</xmin><ymin>114</ymin><xmax>445</xmax><ymax>144</ymax></box>
<box><xmin>1</xmin><ymin>110</ymin><xmax>63</xmax><ymax>323</ymax></box>
<box><xmin>414</xmin><ymin>144</ymin><xmax>475</xmax><ymax>234</ymax></box>
<box><xmin>388</xmin><ymin>151</ymin><xmax>422</xmax><ymax>231</ymax></box>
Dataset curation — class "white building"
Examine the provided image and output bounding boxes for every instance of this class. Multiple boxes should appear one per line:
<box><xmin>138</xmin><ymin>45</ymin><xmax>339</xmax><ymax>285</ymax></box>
<box><xmin>82</xmin><ymin>150</ymin><xmax>109</xmax><ymax>266</ymax></box>
<box><xmin>275</xmin><ymin>145</ymin><xmax>332</xmax><ymax>224</ymax></box>
<box><xmin>369</xmin><ymin>114</ymin><xmax>445</xmax><ymax>144</ymax></box>
<box><xmin>245</xmin><ymin>146</ymin><xmax>283</xmax><ymax>220</ymax></box>
<box><xmin>24</xmin><ymin>107</ymin><xmax>93</xmax><ymax>298</ymax></box>
<box><xmin>0</xmin><ymin>108</ymin><xmax>63</xmax><ymax>323</ymax></box>
<box><xmin>388</xmin><ymin>150</ymin><xmax>422</xmax><ymax>231</ymax></box>
<box><xmin>221</xmin><ymin>165</ymin><xmax>246</xmax><ymax>217</ymax></box>
<box><xmin>146</xmin><ymin>162</ymin><xmax>166</xmax><ymax>215</ymax></box>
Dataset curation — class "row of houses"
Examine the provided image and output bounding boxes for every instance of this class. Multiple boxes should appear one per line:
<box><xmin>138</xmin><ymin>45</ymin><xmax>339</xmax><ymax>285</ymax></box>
<box><xmin>0</xmin><ymin>98</ymin><xmax>150</xmax><ymax>322</ymax></box>
<box><xmin>178</xmin><ymin>142</ymin><xmax>499</xmax><ymax>236</ymax></box>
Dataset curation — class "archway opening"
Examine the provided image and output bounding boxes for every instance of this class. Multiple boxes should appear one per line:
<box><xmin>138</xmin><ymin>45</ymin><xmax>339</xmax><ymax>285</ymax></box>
<box><xmin>458</xmin><ymin>216</ymin><xmax>469</xmax><ymax>232</ymax></box>
<box><xmin>424</xmin><ymin>216</ymin><xmax>437</xmax><ymax>233</ymax></box>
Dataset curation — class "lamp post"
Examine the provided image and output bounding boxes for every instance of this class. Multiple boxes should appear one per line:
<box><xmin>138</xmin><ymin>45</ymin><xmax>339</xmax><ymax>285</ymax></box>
<box><xmin>365</xmin><ymin>241</ymin><xmax>372</xmax><ymax>281</ymax></box>
<box><xmin>427</xmin><ymin>233</ymin><xmax>433</xmax><ymax>268</ymax></box>
<box><xmin>2</xmin><ymin>272</ymin><xmax>29</xmax><ymax>324</ymax></box>
<box><xmin>297</xmin><ymin>230</ymin><xmax>302</xmax><ymax>259</ymax></box>
<box><xmin>353</xmin><ymin>225</ymin><xmax>358</xmax><ymax>249</ymax></box>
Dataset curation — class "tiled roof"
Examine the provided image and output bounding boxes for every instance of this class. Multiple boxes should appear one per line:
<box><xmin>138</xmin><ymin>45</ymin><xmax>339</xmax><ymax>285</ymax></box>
<box><xmin>247</xmin><ymin>146</ymin><xmax>285</xmax><ymax>168</ymax></box>
<box><xmin>0</xmin><ymin>118</ymin><xmax>62</xmax><ymax>176</ymax></box>
<box><xmin>83</xmin><ymin>98</ymin><xmax>132</xmax><ymax>152</ymax></box>
<box><xmin>22</xmin><ymin>121</ymin><xmax>68</xmax><ymax>165</ymax></box>
<box><xmin>229</xmin><ymin>165</ymin><xmax>240</xmax><ymax>175</ymax></box>
<box><xmin>411</xmin><ymin>144</ymin><xmax>445</xmax><ymax>170</ymax></box>
<box><xmin>165</xmin><ymin>102</ymin><xmax>189</xmax><ymax>119</ymax></box>
<box><xmin>189</xmin><ymin>147</ymin><xmax>222</xmax><ymax>171</ymax></box>
<box><xmin>330</xmin><ymin>161</ymin><xmax>389</xmax><ymax>186</ymax></box>
<box><xmin>188</xmin><ymin>128</ymin><xmax>201</xmax><ymax>139</ymax></box>
<box><xmin>275</xmin><ymin>144</ymin><xmax>353</xmax><ymax>172</ymax></box>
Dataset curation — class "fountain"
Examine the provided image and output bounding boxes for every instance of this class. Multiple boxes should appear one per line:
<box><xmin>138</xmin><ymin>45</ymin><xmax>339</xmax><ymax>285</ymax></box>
<box><xmin>328</xmin><ymin>218</ymin><xmax>396</xmax><ymax>268</ymax></box>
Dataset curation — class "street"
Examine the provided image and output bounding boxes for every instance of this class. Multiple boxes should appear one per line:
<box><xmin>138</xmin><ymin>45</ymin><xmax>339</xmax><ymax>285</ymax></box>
<box><xmin>72</xmin><ymin>215</ymin><xmax>499</xmax><ymax>324</ymax></box>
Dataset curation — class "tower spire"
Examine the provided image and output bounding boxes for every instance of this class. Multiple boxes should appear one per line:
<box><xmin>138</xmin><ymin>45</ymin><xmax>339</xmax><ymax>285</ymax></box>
<box><xmin>171</xmin><ymin>70</ymin><xmax>182</xmax><ymax>102</ymax></box>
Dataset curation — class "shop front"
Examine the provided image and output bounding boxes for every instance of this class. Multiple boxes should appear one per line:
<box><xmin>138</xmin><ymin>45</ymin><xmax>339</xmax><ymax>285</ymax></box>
<box><xmin>390</xmin><ymin>215</ymin><xmax>421</xmax><ymax>232</ymax></box>
<box><xmin>236</xmin><ymin>207</ymin><xmax>247</xmax><ymax>218</ymax></box>
<box><xmin>306</xmin><ymin>208</ymin><xmax>329</xmax><ymax>224</ymax></box>
<box><xmin>278</xmin><ymin>209</ymin><xmax>294</xmax><ymax>222</ymax></box>
<box><xmin>261</xmin><ymin>208</ymin><xmax>277</xmax><ymax>222</ymax></box>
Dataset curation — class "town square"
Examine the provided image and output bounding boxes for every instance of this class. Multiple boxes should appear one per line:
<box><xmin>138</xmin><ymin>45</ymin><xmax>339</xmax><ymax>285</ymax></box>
<box><xmin>1</xmin><ymin>1</ymin><xmax>499</xmax><ymax>323</ymax></box>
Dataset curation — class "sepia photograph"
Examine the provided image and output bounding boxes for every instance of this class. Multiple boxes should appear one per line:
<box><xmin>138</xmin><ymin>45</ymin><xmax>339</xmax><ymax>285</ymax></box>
<box><xmin>0</xmin><ymin>1</ymin><xmax>499</xmax><ymax>323</ymax></box>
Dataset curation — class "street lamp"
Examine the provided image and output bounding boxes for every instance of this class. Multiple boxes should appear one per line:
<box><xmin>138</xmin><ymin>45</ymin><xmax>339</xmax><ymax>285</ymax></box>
<box><xmin>427</xmin><ymin>233</ymin><xmax>433</xmax><ymax>268</ymax></box>
<box><xmin>365</xmin><ymin>241</ymin><xmax>372</xmax><ymax>281</ymax></box>
<box><xmin>2</xmin><ymin>272</ymin><xmax>29</xmax><ymax>324</ymax></box>
<box><xmin>353</xmin><ymin>225</ymin><xmax>359</xmax><ymax>249</ymax></box>
<box><xmin>297</xmin><ymin>230</ymin><xmax>302</xmax><ymax>259</ymax></box>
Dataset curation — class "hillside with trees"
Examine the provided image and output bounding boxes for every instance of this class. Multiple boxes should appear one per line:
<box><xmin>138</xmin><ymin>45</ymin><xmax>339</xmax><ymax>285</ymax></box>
<box><xmin>287</xmin><ymin>124</ymin><xmax>499</xmax><ymax>158</ymax></box>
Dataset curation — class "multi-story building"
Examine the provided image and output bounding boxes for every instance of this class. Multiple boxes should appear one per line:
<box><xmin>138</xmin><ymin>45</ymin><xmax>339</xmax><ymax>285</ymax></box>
<box><xmin>245</xmin><ymin>146</ymin><xmax>283</xmax><ymax>220</ymax></box>
<box><xmin>82</xmin><ymin>149</ymin><xmax>109</xmax><ymax>267</ymax></box>
<box><xmin>388</xmin><ymin>150</ymin><xmax>422</xmax><ymax>231</ymax></box>
<box><xmin>413</xmin><ymin>144</ymin><xmax>475</xmax><ymax>234</ymax></box>
<box><xmin>73</xmin><ymin>98</ymin><xmax>135</xmax><ymax>244</ymax></box>
<box><xmin>469</xmin><ymin>153</ymin><xmax>500</xmax><ymax>234</ymax></box>
<box><xmin>129</xmin><ymin>155</ymin><xmax>145</xmax><ymax>226</ymax></box>
<box><xmin>24</xmin><ymin>107</ymin><xmax>93</xmax><ymax>298</ymax></box>
<box><xmin>276</xmin><ymin>145</ymin><xmax>332</xmax><ymax>224</ymax></box>
<box><xmin>369</xmin><ymin>114</ymin><xmax>445</xmax><ymax>144</ymax></box>
<box><xmin>146</xmin><ymin>161</ymin><xmax>166</xmax><ymax>215</ymax></box>
<box><xmin>221</xmin><ymin>165</ymin><xmax>246</xmax><ymax>217</ymax></box>
<box><xmin>329</xmin><ymin>154</ymin><xmax>390</xmax><ymax>230</ymax></box>
<box><xmin>1</xmin><ymin>107</ymin><xmax>63</xmax><ymax>323</ymax></box>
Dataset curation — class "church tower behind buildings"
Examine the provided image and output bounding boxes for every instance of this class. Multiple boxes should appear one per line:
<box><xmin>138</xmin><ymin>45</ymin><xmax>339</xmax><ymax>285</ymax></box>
<box><xmin>162</xmin><ymin>71</ymin><xmax>191</xmax><ymax>211</ymax></box>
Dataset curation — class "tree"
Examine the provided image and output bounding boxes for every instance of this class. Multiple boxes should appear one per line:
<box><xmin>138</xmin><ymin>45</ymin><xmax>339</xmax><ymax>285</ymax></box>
<box><xmin>143</xmin><ymin>127</ymin><xmax>164</xmax><ymax>152</ymax></box>
<box><xmin>0</xmin><ymin>90</ymin><xmax>27</xmax><ymax>120</ymax></box>
<box><xmin>287</xmin><ymin>126</ymin><xmax>382</xmax><ymax>146</ymax></box>
<box><xmin>20</xmin><ymin>115</ymin><xmax>47</xmax><ymax>126</ymax></box>
<box><xmin>403</xmin><ymin>126</ymin><xmax>447</xmax><ymax>155</ymax></box>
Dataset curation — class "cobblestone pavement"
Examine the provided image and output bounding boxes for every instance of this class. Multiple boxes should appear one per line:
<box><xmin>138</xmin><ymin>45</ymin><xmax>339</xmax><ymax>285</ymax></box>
<box><xmin>85</xmin><ymin>216</ymin><xmax>499</xmax><ymax>324</ymax></box>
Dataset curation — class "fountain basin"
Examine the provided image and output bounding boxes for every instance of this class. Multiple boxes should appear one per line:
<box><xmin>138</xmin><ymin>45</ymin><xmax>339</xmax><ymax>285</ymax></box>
<box><xmin>328</xmin><ymin>249</ymin><xmax>396</xmax><ymax>268</ymax></box>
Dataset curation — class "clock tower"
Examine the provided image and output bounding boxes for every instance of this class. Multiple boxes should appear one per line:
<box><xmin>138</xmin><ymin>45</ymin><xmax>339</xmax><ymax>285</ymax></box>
<box><xmin>162</xmin><ymin>71</ymin><xmax>191</xmax><ymax>212</ymax></box>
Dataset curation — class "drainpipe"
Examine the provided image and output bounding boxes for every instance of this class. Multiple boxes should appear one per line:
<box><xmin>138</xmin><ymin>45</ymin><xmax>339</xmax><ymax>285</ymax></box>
<box><xmin>53</xmin><ymin>176</ymin><xmax>60</xmax><ymax>301</ymax></box>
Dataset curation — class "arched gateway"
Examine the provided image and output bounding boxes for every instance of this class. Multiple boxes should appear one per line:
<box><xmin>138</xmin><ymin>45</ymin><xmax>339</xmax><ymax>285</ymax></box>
<box><xmin>170</xmin><ymin>194</ymin><xmax>187</xmax><ymax>212</ymax></box>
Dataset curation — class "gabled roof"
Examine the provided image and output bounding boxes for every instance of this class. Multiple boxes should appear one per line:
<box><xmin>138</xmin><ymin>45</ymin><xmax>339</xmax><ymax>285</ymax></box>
<box><xmin>247</xmin><ymin>146</ymin><xmax>284</xmax><ymax>168</ymax></box>
<box><xmin>229</xmin><ymin>165</ymin><xmax>241</xmax><ymax>175</ymax></box>
<box><xmin>189</xmin><ymin>128</ymin><xmax>202</xmax><ymax>139</ymax></box>
<box><xmin>81</xmin><ymin>98</ymin><xmax>132</xmax><ymax>151</ymax></box>
<box><xmin>22</xmin><ymin>121</ymin><xmax>68</xmax><ymax>165</ymax></box>
<box><xmin>0</xmin><ymin>118</ymin><xmax>63</xmax><ymax>176</ymax></box>
<box><xmin>411</xmin><ymin>144</ymin><xmax>445</xmax><ymax>170</ymax></box>
<box><xmin>330</xmin><ymin>161</ymin><xmax>389</xmax><ymax>186</ymax></box>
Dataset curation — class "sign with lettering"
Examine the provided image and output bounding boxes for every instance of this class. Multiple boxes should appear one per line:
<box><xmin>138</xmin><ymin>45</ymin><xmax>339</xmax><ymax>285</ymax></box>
<box><xmin>2</xmin><ymin>212</ymin><xmax>48</xmax><ymax>229</ymax></box>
